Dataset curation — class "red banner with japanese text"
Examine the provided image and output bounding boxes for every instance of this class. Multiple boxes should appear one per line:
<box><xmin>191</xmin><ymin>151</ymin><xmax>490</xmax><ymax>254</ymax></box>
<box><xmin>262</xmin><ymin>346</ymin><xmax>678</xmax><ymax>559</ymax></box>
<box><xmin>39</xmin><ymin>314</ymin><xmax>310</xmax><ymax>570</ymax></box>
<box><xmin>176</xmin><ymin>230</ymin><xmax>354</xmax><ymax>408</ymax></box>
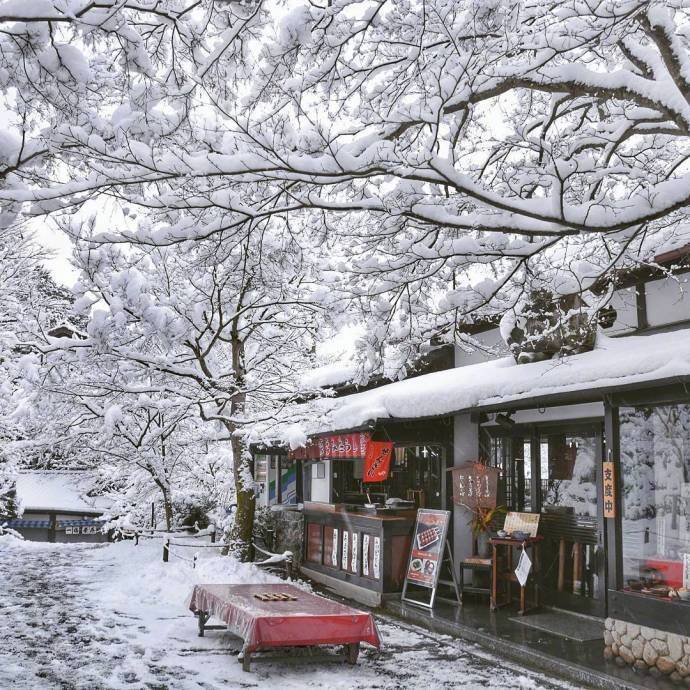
<box><xmin>363</xmin><ymin>441</ymin><xmax>394</xmax><ymax>483</ymax></box>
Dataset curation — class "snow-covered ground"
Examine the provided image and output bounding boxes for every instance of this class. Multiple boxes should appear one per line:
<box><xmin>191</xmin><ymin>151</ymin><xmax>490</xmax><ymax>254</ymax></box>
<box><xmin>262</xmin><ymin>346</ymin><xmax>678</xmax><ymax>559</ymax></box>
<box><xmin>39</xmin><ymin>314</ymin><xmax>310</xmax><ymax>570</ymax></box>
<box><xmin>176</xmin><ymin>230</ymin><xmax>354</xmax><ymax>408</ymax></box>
<box><xmin>0</xmin><ymin>537</ymin><xmax>583</xmax><ymax>690</ymax></box>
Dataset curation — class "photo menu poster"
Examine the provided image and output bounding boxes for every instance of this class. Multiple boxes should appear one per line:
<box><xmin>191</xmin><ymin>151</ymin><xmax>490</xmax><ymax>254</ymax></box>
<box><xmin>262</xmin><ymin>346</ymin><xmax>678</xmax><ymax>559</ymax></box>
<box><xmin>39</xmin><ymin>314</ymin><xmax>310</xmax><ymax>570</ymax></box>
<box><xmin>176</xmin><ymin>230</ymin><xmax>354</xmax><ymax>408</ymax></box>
<box><xmin>404</xmin><ymin>509</ymin><xmax>451</xmax><ymax>589</ymax></box>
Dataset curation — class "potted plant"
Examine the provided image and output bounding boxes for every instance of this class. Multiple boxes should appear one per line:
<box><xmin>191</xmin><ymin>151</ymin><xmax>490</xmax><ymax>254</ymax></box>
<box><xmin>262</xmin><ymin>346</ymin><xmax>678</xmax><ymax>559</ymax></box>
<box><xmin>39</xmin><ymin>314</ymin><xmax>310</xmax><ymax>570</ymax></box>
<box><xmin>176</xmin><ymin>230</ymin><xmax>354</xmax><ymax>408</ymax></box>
<box><xmin>470</xmin><ymin>505</ymin><xmax>506</xmax><ymax>558</ymax></box>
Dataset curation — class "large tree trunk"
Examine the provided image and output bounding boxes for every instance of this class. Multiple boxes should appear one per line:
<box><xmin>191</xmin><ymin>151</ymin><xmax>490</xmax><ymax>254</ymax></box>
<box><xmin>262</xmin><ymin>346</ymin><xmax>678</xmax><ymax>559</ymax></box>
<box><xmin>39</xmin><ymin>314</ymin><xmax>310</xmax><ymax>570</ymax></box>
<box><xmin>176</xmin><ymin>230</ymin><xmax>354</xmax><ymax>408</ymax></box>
<box><xmin>162</xmin><ymin>490</ymin><xmax>173</xmax><ymax>532</ymax></box>
<box><xmin>153</xmin><ymin>479</ymin><xmax>174</xmax><ymax>531</ymax></box>
<box><xmin>228</xmin><ymin>435</ymin><xmax>255</xmax><ymax>561</ymax></box>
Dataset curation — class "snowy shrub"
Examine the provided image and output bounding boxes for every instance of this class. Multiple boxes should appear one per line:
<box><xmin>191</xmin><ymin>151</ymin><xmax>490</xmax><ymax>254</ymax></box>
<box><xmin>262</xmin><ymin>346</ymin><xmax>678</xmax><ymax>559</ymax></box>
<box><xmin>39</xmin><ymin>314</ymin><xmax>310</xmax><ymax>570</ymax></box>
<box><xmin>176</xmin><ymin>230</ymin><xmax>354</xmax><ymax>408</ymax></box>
<box><xmin>502</xmin><ymin>290</ymin><xmax>597</xmax><ymax>365</ymax></box>
<box><xmin>172</xmin><ymin>492</ymin><xmax>214</xmax><ymax>530</ymax></box>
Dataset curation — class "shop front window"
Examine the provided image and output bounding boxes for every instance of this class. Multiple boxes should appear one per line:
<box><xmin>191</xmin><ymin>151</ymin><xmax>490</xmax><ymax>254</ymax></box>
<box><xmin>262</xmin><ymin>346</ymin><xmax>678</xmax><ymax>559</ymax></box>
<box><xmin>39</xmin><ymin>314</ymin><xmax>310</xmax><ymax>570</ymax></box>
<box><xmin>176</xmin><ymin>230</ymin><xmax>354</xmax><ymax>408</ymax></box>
<box><xmin>331</xmin><ymin>445</ymin><xmax>444</xmax><ymax>508</ymax></box>
<box><xmin>621</xmin><ymin>405</ymin><xmax>690</xmax><ymax>599</ymax></box>
<box><xmin>540</xmin><ymin>433</ymin><xmax>597</xmax><ymax>517</ymax></box>
<box><xmin>254</xmin><ymin>455</ymin><xmax>268</xmax><ymax>483</ymax></box>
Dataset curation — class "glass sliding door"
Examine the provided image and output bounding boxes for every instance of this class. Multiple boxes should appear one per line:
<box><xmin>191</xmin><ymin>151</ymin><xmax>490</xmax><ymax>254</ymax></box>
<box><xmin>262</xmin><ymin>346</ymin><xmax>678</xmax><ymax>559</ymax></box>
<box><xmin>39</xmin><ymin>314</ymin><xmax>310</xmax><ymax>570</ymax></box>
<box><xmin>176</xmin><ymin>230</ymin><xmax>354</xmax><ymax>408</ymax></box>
<box><xmin>486</xmin><ymin>434</ymin><xmax>531</xmax><ymax>511</ymax></box>
<box><xmin>538</xmin><ymin>426</ymin><xmax>605</xmax><ymax>615</ymax></box>
<box><xmin>484</xmin><ymin>421</ymin><xmax>606</xmax><ymax>615</ymax></box>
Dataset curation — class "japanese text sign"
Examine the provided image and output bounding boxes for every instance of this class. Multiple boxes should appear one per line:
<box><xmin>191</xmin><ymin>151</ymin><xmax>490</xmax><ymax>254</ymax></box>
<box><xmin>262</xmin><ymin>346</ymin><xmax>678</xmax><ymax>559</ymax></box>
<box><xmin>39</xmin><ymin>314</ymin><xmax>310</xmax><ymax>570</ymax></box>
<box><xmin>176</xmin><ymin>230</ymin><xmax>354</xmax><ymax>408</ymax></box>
<box><xmin>363</xmin><ymin>441</ymin><xmax>394</xmax><ymax>483</ymax></box>
<box><xmin>603</xmin><ymin>461</ymin><xmax>616</xmax><ymax>518</ymax></box>
<box><xmin>451</xmin><ymin>462</ymin><xmax>499</xmax><ymax>509</ymax></box>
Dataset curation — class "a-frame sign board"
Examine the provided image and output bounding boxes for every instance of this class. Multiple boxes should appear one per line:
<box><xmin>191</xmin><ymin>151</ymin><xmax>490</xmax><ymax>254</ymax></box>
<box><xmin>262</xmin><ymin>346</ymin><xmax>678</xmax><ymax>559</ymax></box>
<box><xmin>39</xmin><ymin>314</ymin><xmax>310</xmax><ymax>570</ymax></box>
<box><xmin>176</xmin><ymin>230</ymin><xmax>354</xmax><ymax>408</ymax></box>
<box><xmin>401</xmin><ymin>509</ymin><xmax>461</xmax><ymax>609</ymax></box>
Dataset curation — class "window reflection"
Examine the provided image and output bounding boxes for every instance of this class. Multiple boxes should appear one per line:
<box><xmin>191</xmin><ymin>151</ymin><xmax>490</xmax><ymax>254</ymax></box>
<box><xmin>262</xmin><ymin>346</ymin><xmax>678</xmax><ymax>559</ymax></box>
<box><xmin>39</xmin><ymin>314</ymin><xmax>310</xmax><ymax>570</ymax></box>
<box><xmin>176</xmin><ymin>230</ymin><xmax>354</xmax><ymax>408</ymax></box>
<box><xmin>621</xmin><ymin>405</ymin><xmax>690</xmax><ymax>600</ymax></box>
<box><xmin>540</xmin><ymin>434</ymin><xmax>597</xmax><ymax>517</ymax></box>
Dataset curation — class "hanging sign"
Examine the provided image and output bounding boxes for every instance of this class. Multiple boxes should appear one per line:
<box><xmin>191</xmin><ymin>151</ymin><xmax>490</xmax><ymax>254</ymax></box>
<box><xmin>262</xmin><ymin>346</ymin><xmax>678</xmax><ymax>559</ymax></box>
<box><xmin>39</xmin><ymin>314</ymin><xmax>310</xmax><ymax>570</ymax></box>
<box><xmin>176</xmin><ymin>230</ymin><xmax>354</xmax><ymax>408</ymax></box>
<box><xmin>603</xmin><ymin>462</ymin><xmax>616</xmax><ymax>518</ymax></box>
<box><xmin>515</xmin><ymin>547</ymin><xmax>532</xmax><ymax>587</ymax></box>
<box><xmin>288</xmin><ymin>432</ymin><xmax>371</xmax><ymax>460</ymax></box>
<box><xmin>341</xmin><ymin>531</ymin><xmax>349</xmax><ymax>571</ymax></box>
<box><xmin>373</xmin><ymin>536</ymin><xmax>381</xmax><ymax>579</ymax></box>
<box><xmin>331</xmin><ymin>528</ymin><xmax>339</xmax><ymax>567</ymax></box>
<box><xmin>451</xmin><ymin>462</ymin><xmax>499</xmax><ymax>509</ymax></box>
<box><xmin>363</xmin><ymin>441</ymin><xmax>394</xmax><ymax>483</ymax></box>
<box><xmin>404</xmin><ymin>509</ymin><xmax>451</xmax><ymax>589</ymax></box>
<box><xmin>362</xmin><ymin>534</ymin><xmax>370</xmax><ymax>576</ymax></box>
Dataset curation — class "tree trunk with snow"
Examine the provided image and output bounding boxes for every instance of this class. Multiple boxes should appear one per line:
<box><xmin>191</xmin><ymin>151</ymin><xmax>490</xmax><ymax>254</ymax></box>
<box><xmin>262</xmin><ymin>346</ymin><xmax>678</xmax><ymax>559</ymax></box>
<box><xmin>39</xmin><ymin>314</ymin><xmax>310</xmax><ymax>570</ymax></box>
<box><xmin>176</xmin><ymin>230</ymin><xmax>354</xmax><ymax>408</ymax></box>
<box><xmin>228</xmin><ymin>435</ymin><xmax>255</xmax><ymax>562</ymax></box>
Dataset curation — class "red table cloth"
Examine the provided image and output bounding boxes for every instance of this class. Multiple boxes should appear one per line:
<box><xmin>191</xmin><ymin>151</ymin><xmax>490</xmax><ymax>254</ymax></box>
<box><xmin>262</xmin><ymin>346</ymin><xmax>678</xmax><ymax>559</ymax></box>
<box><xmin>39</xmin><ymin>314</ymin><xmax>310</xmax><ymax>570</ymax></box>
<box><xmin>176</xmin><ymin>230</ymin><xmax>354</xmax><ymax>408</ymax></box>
<box><xmin>188</xmin><ymin>583</ymin><xmax>381</xmax><ymax>653</ymax></box>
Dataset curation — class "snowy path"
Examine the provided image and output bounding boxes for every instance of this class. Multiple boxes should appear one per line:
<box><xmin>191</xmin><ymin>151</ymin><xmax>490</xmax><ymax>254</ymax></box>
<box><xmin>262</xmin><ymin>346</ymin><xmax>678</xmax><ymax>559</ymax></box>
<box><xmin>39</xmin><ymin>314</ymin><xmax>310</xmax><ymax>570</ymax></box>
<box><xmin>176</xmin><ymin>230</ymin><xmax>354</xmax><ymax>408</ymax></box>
<box><xmin>0</xmin><ymin>538</ymin><xmax>583</xmax><ymax>690</ymax></box>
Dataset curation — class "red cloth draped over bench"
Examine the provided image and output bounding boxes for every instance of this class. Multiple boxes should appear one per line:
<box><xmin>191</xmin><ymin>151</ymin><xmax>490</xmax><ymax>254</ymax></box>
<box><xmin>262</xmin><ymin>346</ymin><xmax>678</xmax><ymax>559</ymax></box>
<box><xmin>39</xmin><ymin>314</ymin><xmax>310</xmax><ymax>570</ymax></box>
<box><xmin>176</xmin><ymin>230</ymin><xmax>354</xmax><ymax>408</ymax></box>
<box><xmin>188</xmin><ymin>583</ymin><xmax>381</xmax><ymax>653</ymax></box>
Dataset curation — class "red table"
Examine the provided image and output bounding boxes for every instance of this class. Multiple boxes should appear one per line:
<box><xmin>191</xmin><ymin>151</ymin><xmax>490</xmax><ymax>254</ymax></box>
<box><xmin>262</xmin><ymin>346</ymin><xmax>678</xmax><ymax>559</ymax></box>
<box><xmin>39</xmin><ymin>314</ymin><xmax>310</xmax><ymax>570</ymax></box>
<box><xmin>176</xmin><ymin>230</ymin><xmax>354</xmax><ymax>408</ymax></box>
<box><xmin>188</xmin><ymin>583</ymin><xmax>381</xmax><ymax>671</ymax></box>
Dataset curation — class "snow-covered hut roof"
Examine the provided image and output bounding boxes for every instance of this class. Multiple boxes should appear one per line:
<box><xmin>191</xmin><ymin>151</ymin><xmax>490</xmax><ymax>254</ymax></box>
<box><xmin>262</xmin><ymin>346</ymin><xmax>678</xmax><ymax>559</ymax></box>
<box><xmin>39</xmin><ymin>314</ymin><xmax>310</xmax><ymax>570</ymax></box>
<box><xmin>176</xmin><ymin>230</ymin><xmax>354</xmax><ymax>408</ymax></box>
<box><xmin>16</xmin><ymin>471</ymin><xmax>108</xmax><ymax>514</ymax></box>
<box><xmin>287</xmin><ymin>329</ymin><xmax>690</xmax><ymax>441</ymax></box>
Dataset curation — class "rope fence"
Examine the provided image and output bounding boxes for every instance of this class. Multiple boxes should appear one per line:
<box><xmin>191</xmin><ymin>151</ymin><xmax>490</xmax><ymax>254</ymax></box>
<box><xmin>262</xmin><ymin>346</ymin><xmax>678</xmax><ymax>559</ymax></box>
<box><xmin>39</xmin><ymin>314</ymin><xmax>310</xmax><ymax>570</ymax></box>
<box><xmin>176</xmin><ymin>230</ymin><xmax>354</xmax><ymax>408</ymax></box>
<box><xmin>162</xmin><ymin>537</ymin><xmax>226</xmax><ymax>568</ymax></box>
<box><xmin>117</xmin><ymin>525</ymin><xmax>217</xmax><ymax>546</ymax></box>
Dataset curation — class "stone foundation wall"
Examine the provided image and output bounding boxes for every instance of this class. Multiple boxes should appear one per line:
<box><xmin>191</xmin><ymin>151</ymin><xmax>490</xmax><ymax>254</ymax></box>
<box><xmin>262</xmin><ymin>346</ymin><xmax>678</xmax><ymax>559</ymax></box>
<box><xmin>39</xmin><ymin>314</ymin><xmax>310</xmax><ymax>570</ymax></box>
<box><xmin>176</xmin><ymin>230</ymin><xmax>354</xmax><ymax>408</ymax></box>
<box><xmin>272</xmin><ymin>509</ymin><xmax>304</xmax><ymax>569</ymax></box>
<box><xmin>605</xmin><ymin>618</ymin><xmax>690</xmax><ymax>684</ymax></box>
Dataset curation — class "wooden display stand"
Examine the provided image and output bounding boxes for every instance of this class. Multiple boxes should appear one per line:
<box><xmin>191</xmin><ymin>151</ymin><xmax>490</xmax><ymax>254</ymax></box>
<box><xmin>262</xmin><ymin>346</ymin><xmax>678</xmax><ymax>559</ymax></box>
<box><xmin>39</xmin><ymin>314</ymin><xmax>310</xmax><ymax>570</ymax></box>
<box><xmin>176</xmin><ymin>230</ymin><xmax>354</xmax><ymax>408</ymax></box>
<box><xmin>490</xmin><ymin>535</ymin><xmax>543</xmax><ymax>615</ymax></box>
<box><xmin>489</xmin><ymin>511</ymin><xmax>542</xmax><ymax>615</ymax></box>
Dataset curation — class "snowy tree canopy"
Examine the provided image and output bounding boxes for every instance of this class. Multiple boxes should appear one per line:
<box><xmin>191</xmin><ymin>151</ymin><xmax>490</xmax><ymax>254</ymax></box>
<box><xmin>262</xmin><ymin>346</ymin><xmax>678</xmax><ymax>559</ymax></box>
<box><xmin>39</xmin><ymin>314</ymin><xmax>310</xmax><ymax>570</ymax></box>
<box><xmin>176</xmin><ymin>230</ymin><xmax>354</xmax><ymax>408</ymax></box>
<box><xmin>24</xmin><ymin>224</ymin><xmax>328</xmax><ymax>555</ymax></box>
<box><xmin>8</xmin><ymin>0</ymin><xmax>690</xmax><ymax>555</ymax></box>
<box><xmin>7</xmin><ymin>1</ymin><xmax>690</xmax><ymax>375</ymax></box>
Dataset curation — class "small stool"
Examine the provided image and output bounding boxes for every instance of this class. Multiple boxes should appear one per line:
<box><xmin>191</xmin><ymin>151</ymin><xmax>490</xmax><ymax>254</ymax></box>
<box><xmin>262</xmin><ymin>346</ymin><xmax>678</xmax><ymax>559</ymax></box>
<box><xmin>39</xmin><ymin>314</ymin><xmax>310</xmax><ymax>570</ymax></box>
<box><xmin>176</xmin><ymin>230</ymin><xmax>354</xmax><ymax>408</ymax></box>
<box><xmin>459</xmin><ymin>557</ymin><xmax>492</xmax><ymax>601</ymax></box>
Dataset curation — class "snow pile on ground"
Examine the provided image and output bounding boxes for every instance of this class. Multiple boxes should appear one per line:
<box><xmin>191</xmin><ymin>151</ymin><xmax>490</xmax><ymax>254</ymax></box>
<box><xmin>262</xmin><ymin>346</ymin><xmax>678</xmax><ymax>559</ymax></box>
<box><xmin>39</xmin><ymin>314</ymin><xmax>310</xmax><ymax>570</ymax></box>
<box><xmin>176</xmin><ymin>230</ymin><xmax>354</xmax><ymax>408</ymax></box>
<box><xmin>0</xmin><ymin>537</ymin><xmax>582</xmax><ymax>690</ymax></box>
<box><xmin>286</xmin><ymin>329</ymin><xmax>690</xmax><ymax>438</ymax></box>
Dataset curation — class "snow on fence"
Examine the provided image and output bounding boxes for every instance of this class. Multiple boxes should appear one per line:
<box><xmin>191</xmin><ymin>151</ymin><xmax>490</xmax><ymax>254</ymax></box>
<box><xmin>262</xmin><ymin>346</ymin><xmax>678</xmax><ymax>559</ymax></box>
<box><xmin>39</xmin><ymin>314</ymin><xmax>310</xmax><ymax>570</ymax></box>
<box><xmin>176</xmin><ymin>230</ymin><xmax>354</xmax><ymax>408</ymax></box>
<box><xmin>162</xmin><ymin>538</ymin><xmax>227</xmax><ymax>568</ymax></box>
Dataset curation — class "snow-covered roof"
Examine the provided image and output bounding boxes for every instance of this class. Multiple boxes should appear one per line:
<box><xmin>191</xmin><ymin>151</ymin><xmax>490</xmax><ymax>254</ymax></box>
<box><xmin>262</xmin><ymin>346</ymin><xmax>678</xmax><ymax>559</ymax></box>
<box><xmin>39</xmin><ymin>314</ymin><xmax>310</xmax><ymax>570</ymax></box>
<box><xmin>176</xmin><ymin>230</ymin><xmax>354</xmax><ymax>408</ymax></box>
<box><xmin>288</xmin><ymin>329</ymin><xmax>690</xmax><ymax>440</ymax></box>
<box><xmin>302</xmin><ymin>361</ymin><xmax>358</xmax><ymax>389</ymax></box>
<box><xmin>15</xmin><ymin>472</ymin><xmax>108</xmax><ymax>513</ymax></box>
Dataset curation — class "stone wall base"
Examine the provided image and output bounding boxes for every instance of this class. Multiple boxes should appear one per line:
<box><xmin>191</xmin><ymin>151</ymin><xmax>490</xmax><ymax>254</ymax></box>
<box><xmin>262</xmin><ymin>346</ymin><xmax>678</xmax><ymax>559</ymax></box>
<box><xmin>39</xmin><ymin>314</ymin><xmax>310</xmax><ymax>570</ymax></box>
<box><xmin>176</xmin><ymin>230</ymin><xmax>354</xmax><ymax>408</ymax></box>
<box><xmin>272</xmin><ymin>508</ymin><xmax>304</xmax><ymax>569</ymax></box>
<box><xmin>605</xmin><ymin>617</ymin><xmax>690</xmax><ymax>685</ymax></box>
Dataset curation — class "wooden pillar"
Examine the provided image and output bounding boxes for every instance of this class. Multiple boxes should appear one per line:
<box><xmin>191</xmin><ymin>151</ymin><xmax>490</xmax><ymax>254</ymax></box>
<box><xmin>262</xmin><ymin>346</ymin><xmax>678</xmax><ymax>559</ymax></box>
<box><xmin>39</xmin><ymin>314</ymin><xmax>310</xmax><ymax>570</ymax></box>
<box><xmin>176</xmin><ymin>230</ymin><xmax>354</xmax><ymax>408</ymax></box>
<box><xmin>573</xmin><ymin>542</ymin><xmax>582</xmax><ymax>594</ymax></box>
<box><xmin>558</xmin><ymin>538</ymin><xmax>566</xmax><ymax>592</ymax></box>
<box><xmin>276</xmin><ymin>455</ymin><xmax>282</xmax><ymax>505</ymax></box>
<box><xmin>295</xmin><ymin>459</ymin><xmax>303</xmax><ymax>504</ymax></box>
<box><xmin>530</xmin><ymin>429</ymin><xmax>541</xmax><ymax>511</ymax></box>
<box><xmin>604</xmin><ymin>400</ymin><xmax>622</xmax><ymax>593</ymax></box>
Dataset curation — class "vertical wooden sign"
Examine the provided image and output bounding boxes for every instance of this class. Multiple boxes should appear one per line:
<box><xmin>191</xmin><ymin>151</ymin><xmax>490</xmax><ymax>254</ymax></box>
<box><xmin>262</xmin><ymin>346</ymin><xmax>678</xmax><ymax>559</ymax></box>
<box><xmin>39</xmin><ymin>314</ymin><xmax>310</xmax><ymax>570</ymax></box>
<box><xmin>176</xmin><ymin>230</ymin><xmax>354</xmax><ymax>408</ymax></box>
<box><xmin>603</xmin><ymin>462</ymin><xmax>616</xmax><ymax>518</ymax></box>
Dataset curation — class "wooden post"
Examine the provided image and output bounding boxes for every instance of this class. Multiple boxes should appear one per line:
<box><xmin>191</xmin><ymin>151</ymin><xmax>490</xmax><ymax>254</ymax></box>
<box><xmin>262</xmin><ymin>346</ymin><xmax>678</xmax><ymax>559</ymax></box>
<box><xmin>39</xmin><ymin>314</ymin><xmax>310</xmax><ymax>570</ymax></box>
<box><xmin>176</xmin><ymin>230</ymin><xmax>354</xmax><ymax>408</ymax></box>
<box><xmin>151</xmin><ymin>502</ymin><xmax>155</xmax><ymax>529</ymax></box>
<box><xmin>193</xmin><ymin>555</ymin><xmax>197</xmax><ymax>569</ymax></box>
<box><xmin>210</xmin><ymin>525</ymin><xmax>216</xmax><ymax>543</ymax></box>
<box><xmin>163</xmin><ymin>539</ymin><xmax>170</xmax><ymax>562</ymax></box>
<box><xmin>490</xmin><ymin>542</ymin><xmax>498</xmax><ymax>610</ymax></box>
<box><xmin>573</xmin><ymin>542</ymin><xmax>582</xmax><ymax>594</ymax></box>
<box><xmin>604</xmin><ymin>400</ymin><xmax>622</xmax><ymax>593</ymax></box>
<box><xmin>558</xmin><ymin>538</ymin><xmax>566</xmax><ymax>592</ymax></box>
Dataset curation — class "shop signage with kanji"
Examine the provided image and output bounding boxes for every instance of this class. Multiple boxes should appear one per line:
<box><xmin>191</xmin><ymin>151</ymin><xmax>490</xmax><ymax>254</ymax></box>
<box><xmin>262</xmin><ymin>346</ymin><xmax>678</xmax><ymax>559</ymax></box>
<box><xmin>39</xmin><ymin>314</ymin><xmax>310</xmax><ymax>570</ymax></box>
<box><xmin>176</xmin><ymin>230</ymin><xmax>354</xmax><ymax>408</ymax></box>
<box><xmin>603</xmin><ymin>461</ymin><xmax>616</xmax><ymax>518</ymax></box>
<box><xmin>450</xmin><ymin>462</ymin><xmax>499</xmax><ymax>509</ymax></box>
<box><xmin>363</xmin><ymin>441</ymin><xmax>394</xmax><ymax>482</ymax></box>
<box><xmin>288</xmin><ymin>432</ymin><xmax>371</xmax><ymax>460</ymax></box>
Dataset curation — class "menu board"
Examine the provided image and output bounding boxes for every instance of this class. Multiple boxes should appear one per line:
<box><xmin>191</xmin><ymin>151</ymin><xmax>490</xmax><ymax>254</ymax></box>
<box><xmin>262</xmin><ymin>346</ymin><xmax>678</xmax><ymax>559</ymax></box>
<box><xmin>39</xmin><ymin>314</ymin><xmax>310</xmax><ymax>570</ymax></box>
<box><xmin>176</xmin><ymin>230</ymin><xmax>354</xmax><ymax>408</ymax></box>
<box><xmin>503</xmin><ymin>511</ymin><xmax>540</xmax><ymax>537</ymax></box>
<box><xmin>404</xmin><ymin>509</ymin><xmax>451</xmax><ymax>589</ymax></box>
